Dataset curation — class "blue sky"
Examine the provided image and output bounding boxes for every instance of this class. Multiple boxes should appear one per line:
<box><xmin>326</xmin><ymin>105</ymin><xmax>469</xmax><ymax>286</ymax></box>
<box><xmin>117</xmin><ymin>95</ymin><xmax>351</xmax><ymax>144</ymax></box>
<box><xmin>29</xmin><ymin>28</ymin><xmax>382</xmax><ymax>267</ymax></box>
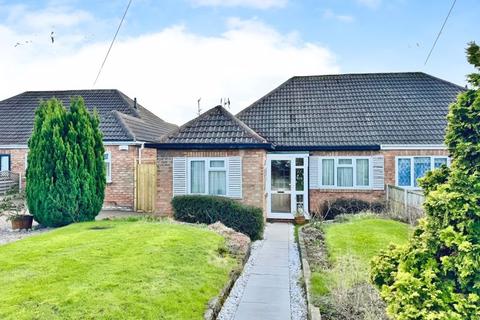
<box><xmin>0</xmin><ymin>0</ymin><xmax>477</xmax><ymax>123</ymax></box>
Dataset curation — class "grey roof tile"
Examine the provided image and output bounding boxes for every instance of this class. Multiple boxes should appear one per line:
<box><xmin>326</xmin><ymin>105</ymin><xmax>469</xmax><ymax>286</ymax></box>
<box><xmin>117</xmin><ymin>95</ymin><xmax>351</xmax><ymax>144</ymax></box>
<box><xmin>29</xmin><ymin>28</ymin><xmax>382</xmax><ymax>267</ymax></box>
<box><xmin>236</xmin><ymin>72</ymin><xmax>464</xmax><ymax>147</ymax></box>
<box><xmin>161</xmin><ymin>105</ymin><xmax>268</xmax><ymax>145</ymax></box>
<box><xmin>0</xmin><ymin>89</ymin><xmax>177</xmax><ymax>144</ymax></box>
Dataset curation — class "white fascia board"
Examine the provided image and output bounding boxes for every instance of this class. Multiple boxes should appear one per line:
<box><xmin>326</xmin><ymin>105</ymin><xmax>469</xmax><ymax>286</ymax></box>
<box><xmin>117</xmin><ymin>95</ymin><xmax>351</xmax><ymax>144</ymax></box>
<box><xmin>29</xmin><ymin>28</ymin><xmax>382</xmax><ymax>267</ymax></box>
<box><xmin>0</xmin><ymin>145</ymin><xmax>28</xmax><ymax>149</ymax></box>
<box><xmin>381</xmin><ymin>144</ymin><xmax>447</xmax><ymax>150</ymax></box>
<box><xmin>0</xmin><ymin>141</ymin><xmax>144</xmax><ymax>149</ymax></box>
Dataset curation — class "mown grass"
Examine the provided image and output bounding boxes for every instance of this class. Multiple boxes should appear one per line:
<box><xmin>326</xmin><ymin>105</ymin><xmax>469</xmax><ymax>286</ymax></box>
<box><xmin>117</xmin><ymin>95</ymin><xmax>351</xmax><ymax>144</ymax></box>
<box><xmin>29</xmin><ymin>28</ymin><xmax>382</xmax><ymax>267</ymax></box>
<box><xmin>310</xmin><ymin>216</ymin><xmax>410</xmax><ymax>299</ymax></box>
<box><xmin>0</xmin><ymin>219</ymin><xmax>237</xmax><ymax>320</ymax></box>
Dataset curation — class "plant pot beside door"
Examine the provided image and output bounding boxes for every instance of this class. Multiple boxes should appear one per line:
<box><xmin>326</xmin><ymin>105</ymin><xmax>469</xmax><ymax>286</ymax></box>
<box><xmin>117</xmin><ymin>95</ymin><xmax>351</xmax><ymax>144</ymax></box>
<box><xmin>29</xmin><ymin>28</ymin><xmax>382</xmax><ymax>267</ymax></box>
<box><xmin>0</xmin><ymin>189</ymin><xmax>33</xmax><ymax>230</ymax></box>
<box><xmin>294</xmin><ymin>208</ymin><xmax>306</xmax><ymax>225</ymax></box>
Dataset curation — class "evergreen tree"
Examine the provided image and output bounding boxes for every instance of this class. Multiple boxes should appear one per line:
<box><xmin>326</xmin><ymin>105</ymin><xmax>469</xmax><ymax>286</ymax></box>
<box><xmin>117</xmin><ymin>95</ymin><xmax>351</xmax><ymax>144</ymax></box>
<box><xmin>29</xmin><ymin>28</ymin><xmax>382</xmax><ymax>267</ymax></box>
<box><xmin>371</xmin><ymin>42</ymin><xmax>480</xmax><ymax>319</ymax></box>
<box><xmin>26</xmin><ymin>97</ymin><xmax>105</xmax><ymax>227</ymax></box>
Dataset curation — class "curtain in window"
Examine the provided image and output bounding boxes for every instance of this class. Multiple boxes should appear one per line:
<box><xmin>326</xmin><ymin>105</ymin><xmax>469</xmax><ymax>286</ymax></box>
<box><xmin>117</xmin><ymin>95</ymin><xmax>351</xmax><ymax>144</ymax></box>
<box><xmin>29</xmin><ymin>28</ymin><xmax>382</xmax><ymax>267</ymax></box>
<box><xmin>414</xmin><ymin>157</ymin><xmax>431</xmax><ymax>187</ymax></box>
<box><xmin>337</xmin><ymin>167</ymin><xmax>353</xmax><ymax>187</ymax></box>
<box><xmin>322</xmin><ymin>159</ymin><xmax>334</xmax><ymax>186</ymax></box>
<box><xmin>190</xmin><ymin>161</ymin><xmax>205</xmax><ymax>193</ymax></box>
<box><xmin>398</xmin><ymin>158</ymin><xmax>411</xmax><ymax>186</ymax></box>
<box><xmin>209</xmin><ymin>171</ymin><xmax>226</xmax><ymax>195</ymax></box>
<box><xmin>356</xmin><ymin>159</ymin><xmax>369</xmax><ymax>186</ymax></box>
<box><xmin>434</xmin><ymin>158</ymin><xmax>448</xmax><ymax>169</ymax></box>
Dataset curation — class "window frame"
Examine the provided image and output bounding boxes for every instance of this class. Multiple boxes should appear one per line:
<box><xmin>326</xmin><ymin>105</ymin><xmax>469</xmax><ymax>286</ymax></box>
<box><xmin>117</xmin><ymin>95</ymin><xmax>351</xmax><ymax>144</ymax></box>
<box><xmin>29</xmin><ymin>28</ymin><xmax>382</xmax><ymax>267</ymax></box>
<box><xmin>318</xmin><ymin>156</ymin><xmax>373</xmax><ymax>190</ymax></box>
<box><xmin>104</xmin><ymin>151</ymin><xmax>112</xmax><ymax>183</ymax></box>
<box><xmin>395</xmin><ymin>156</ymin><xmax>450</xmax><ymax>189</ymax></box>
<box><xmin>0</xmin><ymin>154</ymin><xmax>11</xmax><ymax>172</ymax></box>
<box><xmin>187</xmin><ymin>158</ymin><xmax>229</xmax><ymax>196</ymax></box>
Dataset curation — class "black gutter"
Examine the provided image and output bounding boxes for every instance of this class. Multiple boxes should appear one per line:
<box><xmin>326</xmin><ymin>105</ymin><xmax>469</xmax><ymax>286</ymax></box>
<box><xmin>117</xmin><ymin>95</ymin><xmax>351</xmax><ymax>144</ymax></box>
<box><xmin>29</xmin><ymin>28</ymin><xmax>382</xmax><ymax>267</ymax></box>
<box><xmin>145</xmin><ymin>143</ymin><xmax>273</xmax><ymax>150</ymax></box>
<box><xmin>145</xmin><ymin>142</ymin><xmax>380</xmax><ymax>151</ymax></box>
<box><xmin>273</xmin><ymin>145</ymin><xmax>381</xmax><ymax>151</ymax></box>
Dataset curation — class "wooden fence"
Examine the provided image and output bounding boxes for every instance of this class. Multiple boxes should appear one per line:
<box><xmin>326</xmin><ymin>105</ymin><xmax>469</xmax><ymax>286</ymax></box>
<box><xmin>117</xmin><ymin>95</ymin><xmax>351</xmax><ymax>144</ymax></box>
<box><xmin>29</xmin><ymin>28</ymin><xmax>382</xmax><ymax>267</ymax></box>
<box><xmin>135</xmin><ymin>162</ymin><xmax>157</xmax><ymax>213</ymax></box>
<box><xmin>0</xmin><ymin>171</ymin><xmax>20</xmax><ymax>195</ymax></box>
<box><xmin>386</xmin><ymin>185</ymin><xmax>425</xmax><ymax>225</ymax></box>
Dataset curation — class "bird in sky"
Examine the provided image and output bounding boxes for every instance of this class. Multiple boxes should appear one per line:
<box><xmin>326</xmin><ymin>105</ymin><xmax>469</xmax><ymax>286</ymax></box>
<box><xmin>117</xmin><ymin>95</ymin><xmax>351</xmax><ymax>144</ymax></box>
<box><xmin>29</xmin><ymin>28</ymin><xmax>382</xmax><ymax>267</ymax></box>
<box><xmin>50</xmin><ymin>31</ymin><xmax>55</xmax><ymax>44</ymax></box>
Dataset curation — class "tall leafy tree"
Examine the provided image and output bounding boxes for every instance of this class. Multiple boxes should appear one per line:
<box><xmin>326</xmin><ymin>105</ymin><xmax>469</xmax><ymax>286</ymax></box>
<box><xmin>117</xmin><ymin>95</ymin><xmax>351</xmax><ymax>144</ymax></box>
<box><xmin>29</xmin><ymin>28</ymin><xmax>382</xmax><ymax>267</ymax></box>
<box><xmin>371</xmin><ymin>42</ymin><xmax>480</xmax><ymax>319</ymax></box>
<box><xmin>26</xmin><ymin>97</ymin><xmax>105</xmax><ymax>227</ymax></box>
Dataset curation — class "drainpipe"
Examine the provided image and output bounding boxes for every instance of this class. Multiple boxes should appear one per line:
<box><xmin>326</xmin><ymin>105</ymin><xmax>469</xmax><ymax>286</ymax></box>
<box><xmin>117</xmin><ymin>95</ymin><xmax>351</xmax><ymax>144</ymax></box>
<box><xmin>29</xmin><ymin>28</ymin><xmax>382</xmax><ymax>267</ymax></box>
<box><xmin>138</xmin><ymin>142</ymin><xmax>145</xmax><ymax>164</ymax></box>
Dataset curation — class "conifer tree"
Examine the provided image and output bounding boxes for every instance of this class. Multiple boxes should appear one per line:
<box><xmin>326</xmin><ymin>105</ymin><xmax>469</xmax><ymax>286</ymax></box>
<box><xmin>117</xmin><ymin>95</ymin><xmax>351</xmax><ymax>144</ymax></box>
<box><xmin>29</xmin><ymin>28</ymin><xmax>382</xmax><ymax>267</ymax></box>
<box><xmin>26</xmin><ymin>97</ymin><xmax>105</xmax><ymax>227</ymax></box>
<box><xmin>371</xmin><ymin>42</ymin><xmax>480</xmax><ymax>319</ymax></box>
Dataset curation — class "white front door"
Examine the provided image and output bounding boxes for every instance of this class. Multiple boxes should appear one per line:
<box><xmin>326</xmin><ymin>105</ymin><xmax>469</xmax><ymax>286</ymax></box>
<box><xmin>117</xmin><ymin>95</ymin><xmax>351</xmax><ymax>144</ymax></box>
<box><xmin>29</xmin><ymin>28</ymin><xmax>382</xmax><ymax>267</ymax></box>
<box><xmin>266</xmin><ymin>154</ymin><xmax>308</xmax><ymax>219</ymax></box>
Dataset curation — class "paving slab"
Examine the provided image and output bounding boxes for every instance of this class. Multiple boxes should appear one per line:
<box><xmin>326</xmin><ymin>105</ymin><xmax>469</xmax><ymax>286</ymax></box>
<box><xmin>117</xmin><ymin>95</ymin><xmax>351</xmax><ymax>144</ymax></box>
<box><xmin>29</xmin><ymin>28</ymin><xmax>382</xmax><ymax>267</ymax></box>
<box><xmin>232</xmin><ymin>223</ymin><xmax>294</xmax><ymax>320</ymax></box>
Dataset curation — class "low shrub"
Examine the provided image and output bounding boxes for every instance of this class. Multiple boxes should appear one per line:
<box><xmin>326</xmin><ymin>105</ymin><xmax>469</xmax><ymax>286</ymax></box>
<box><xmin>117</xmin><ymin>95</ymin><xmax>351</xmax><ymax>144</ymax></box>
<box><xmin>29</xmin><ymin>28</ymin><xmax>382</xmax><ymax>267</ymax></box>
<box><xmin>171</xmin><ymin>195</ymin><xmax>264</xmax><ymax>240</ymax></box>
<box><xmin>319</xmin><ymin>198</ymin><xmax>385</xmax><ymax>220</ymax></box>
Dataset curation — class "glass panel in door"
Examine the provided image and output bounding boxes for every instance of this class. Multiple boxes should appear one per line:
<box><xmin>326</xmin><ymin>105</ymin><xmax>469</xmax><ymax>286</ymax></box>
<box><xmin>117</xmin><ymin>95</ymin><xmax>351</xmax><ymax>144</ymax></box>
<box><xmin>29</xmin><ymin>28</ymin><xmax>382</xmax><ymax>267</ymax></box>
<box><xmin>271</xmin><ymin>160</ymin><xmax>291</xmax><ymax>191</ymax></box>
<box><xmin>271</xmin><ymin>160</ymin><xmax>291</xmax><ymax>213</ymax></box>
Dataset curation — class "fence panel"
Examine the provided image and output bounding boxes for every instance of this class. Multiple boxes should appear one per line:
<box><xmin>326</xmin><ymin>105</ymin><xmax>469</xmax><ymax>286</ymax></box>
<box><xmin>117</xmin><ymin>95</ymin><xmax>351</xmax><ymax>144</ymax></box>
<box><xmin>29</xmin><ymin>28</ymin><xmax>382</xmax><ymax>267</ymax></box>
<box><xmin>136</xmin><ymin>163</ymin><xmax>157</xmax><ymax>213</ymax></box>
<box><xmin>0</xmin><ymin>171</ymin><xmax>20</xmax><ymax>195</ymax></box>
<box><xmin>386</xmin><ymin>185</ymin><xmax>425</xmax><ymax>225</ymax></box>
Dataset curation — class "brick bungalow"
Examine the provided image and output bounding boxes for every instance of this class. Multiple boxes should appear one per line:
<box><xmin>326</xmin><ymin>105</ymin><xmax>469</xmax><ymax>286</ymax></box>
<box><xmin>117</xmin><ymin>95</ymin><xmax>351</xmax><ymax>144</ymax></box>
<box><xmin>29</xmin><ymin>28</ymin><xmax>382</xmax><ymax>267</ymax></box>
<box><xmin>147</xmin><ymin>72</ymin><xmax>463</xmax><ymax>220</ymax></box>
<box><xmin>0</xmin><ymin>90</ymin><xmax>177</xmax><ymax>210</ymax></box>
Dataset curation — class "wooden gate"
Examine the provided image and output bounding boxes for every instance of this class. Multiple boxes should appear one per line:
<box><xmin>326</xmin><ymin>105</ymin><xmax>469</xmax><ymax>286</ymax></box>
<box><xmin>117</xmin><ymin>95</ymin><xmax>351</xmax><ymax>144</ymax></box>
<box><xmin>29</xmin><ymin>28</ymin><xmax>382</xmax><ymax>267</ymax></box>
<box><xmin>136</xmin><ymin>162</ymin><xmax>157</xmax><ymax>213</ymax></box>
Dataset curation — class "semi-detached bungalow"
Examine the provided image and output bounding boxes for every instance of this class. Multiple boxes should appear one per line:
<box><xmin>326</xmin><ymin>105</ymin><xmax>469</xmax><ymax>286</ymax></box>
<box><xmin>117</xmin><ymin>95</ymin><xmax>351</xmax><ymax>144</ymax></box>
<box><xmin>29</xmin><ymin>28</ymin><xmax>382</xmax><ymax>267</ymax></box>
<box><xmin>147</xmin><ymin>72</ymin><xmax>463</xmax><ymax>220</ymax></box>
<box><xmin>0</xmin><ymin>89</ymin><xmax>177</xmax><ymax>210</ymax></box>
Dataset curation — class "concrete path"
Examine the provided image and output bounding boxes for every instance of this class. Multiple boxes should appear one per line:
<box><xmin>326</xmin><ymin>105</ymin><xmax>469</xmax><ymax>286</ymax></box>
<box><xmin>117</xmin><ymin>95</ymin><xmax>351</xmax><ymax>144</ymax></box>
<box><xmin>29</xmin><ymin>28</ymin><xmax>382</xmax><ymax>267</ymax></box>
<box><xmin>233</xmin><ymin>223</ymin><xmax>293</xmax><ymax>320</ymax></box>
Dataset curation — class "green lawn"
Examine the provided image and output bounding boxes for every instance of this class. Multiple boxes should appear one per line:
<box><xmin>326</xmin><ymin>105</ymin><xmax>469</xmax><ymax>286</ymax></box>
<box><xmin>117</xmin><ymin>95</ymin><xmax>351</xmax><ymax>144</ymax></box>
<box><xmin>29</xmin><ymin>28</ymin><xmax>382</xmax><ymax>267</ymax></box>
<box><xmin>0</xmin><ymin>219</ymin><xmax>237</xmax><ymax>320</ymax></box>
<box><xmin>310</xmin><ymin>217</ymin><xmax>410</xmax><ymax>298</ymax></box>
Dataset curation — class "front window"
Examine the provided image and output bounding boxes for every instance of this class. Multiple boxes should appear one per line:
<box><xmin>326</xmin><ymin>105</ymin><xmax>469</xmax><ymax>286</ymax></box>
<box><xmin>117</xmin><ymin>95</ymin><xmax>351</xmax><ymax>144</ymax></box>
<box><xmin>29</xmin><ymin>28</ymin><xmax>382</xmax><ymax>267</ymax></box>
<box><xmin>189</xmin><ymin>159</ymin><xmax>227</xmax><ymax>196</ymax></box>
<box><xmin>319</xmin><ymin>157</ymin><xmax>370</xmax><ymax>188</ymax></box>
<box><xmin>396</xmin><ymin>156</ymin><xmax>449</xmax><ymax>188</ymax></box>
<box><xmin>0</xmin><ymin>155</ymin><xmax>10</xmax><ymax>172</ymax></box>
<box><xmin>104</xmin><ymin>152</ymin><xmax>112</xmax><ymax>183</ymax></box>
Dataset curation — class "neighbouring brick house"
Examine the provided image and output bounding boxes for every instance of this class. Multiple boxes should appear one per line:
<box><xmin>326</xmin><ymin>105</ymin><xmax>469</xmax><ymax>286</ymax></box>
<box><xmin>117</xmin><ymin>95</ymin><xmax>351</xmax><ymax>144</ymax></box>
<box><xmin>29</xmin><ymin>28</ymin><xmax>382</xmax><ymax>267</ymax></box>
<box><xmin>147</xmin><ymin>72</ymin><xmax>462</xmax><ymax>220</ymax></box>
<box><xmin>0</xmin><ymin>90</ymin><xmax>177</xmax><ymax>210</ymax></box>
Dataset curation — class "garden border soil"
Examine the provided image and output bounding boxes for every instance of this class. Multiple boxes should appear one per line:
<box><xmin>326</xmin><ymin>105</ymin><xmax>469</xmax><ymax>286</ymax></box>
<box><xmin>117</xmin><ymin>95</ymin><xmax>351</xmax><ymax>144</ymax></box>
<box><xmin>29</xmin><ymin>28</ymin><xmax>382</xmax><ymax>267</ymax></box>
<box><xmin>298</xmin><ymin>226</ymin><xmax>322</xmax><ymax>320</ymax></box>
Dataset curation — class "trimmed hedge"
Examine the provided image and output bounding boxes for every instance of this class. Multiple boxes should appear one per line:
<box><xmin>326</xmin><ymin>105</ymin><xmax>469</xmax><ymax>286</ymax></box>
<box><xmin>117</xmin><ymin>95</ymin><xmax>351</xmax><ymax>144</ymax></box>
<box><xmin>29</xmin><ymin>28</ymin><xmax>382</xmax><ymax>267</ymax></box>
<box><xmin>171</xmin><ymin>195</ymin><xmax>264</xmax><ymax>240</ymax></box>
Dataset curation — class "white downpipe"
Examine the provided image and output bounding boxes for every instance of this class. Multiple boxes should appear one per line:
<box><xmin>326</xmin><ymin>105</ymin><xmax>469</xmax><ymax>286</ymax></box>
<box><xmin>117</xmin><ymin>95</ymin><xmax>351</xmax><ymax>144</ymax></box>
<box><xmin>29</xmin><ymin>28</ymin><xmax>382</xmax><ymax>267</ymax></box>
<box><xmin>138</xmin><ymin>142</ymin><xmax>145</xmax><ymax>164</ymax></box>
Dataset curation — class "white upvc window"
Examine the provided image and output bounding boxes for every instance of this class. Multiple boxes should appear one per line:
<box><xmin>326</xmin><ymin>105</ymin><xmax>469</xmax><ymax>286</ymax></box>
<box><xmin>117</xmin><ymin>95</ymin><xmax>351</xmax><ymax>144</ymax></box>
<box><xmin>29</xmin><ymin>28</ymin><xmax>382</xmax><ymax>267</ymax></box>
<box><xmin>396</xmin><ymin>156</ymin><xmax>449</xmax><ymax>188</ymax></box>
<box><xmin>188</xmin><ymin>158</ymin><xmax>228</xmax><ymax>196</ymax></box>
<box><xmin>104</xmin><ymin>152</ymin><xmax>112</xmax><ymax>183</ymax></box>
<box><xmin>318</xmin><ymin>156</ymin><xmax>372</xmax><ymax>189</ymax></box>
<box><xmin>0</xmin><ymin>154</ymin><xmax>10</xmax><ymax>172</ymax></box>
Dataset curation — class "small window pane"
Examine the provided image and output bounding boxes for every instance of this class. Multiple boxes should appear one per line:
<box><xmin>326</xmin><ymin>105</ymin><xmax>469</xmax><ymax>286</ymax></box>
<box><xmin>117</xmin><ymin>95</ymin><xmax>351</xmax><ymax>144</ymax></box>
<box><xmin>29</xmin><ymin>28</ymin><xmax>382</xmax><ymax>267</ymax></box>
<box><xmin>209</xmin><ymin>171</ymin><xmax>226</xmax><ymax>195</ymax></box>
<box><xmin>190</xmin><ymin>161</ymin><xmax>205</xmax><ymax>193</ymax></box>
<box><xmin>338</xmin><ymin>159</ymin><xmax>352</xmax><ymax>165</ymax></box>
<box><xmin>322</xmin><ymin>159</ymin><xmax>334</xmax><ymax>186</ymax></box>
<box><xmin>296</xmin><ymin>194</ymin><xmax>304</xmax><ymax>211</ymax></box>
<box><xmin>434</xmin><ymin>158</ymin><xmax>448</xmax><ymax>169</ymax></box>
<box><xmin>0</xmin><ymin>156</ymin><xmax>9</xmax><ymax>172</ymax></box>
<box><xmin>398</xmin><ymin>158</ymin><xmax>411</xmax><ymax>187</ymax></box>
<box><xmin>210</xmin><ymin>160</ymin><xmax>225</xmax><ymax>168</ymax></box>
<box><xmin>271</xmin><ymin>160</ymin><xmax>291</xmax><ymax>191</ymax></box>
<box><xmin>356</xmin><ymin>159</ymin><xmax>369</xmax><ymax>186</ymax></box>
<box><xmin>296</xmin><ymin>168</ymin><xmax>304</xmax><ymax>191</ymax></box>
<box><xmin>296</xmin><ymin>158</ymin><xmax>304</xmax><ymax>166</ymax></box>
<box><xmin>337</xmin><ymin>167</ymin><xmax>353</xmax><ymax>187</ymax></box>
<box><xmin>414</xmin><ymin>157</ymin><xmax>431</xmax><ymax>187</ymax></box>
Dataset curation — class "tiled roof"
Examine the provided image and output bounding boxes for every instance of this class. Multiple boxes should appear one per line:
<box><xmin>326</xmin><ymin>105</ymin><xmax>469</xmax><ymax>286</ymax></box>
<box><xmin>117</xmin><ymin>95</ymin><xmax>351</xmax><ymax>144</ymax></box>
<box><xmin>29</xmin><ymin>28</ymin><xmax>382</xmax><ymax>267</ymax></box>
<box><xmin>236</xmin><ymin>72</ymin><xmax>464</xmax><ymax>147</ymax></box>
<box><xmin>160</xmin><ymin>105</ymin><xmax>268</xmax><ymax>145</ymax></box>
<box><xmin>0</xmin><ymin>90</ymin><xmax>177</xmax><ymax>144</ymax></box>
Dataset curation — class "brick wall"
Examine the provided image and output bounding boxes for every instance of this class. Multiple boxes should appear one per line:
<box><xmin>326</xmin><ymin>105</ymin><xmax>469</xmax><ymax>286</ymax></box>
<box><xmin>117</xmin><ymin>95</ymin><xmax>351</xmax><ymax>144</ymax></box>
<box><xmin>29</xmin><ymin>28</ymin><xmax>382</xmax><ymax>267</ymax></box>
<box><xmin>156</xmin><ymin>149</ymin><xmax>266</xmax><ymax>217</ymax></box>
<box><xmin>308</xmin><ymin>149</ymin><xmax>449</xmax><ymax>214</ymax></box>
<box><xmin>0</xmin><ymin>144</ymin><xmax>157</xmax><ymax>210</ymax></box>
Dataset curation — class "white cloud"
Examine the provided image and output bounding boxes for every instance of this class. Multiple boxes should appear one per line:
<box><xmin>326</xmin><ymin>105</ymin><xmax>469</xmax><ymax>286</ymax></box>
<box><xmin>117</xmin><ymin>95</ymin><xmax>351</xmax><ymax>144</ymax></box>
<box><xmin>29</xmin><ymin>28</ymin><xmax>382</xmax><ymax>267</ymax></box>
<box><xmin>356</xmin><ymin>0</ymin><xmax>381</xmax><ymax>9</ymax></box>
<box><xmin>323</xmin><ymin>9</ymin><xmax>355</xmax><ymax>23</ymax></box>
<box><xmin>190</xmin><ymin>0</ymin><xmax>288</xmax><ymax>9</ymax></box>
<box><xmin>0</xmin><ymin>8</ymin><xmax>339</xmax><ymax>125</ymax></box>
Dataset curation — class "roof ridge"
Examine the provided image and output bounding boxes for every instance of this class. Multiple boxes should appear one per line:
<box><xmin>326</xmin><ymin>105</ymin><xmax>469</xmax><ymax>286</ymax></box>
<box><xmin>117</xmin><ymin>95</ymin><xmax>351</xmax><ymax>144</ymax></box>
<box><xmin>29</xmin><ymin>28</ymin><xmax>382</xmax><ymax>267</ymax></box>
<box><xmin>237</xmin><ymin>77</ymin><xmax>293</xmax><ymax>118</ymax></box>
<box><xmin>219</xmin><ymin>106</ymin><xmax>268</xmax><ymax>143</ymax></box>
<box><xmin>111</xmin><ymin>110</ymin><xmax>136</xmax><ymax>141</ymax></box>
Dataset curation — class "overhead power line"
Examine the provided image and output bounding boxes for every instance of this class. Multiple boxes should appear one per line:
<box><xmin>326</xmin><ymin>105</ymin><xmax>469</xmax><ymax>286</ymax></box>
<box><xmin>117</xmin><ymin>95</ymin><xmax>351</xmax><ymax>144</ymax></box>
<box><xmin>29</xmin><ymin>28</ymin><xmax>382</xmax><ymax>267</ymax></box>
<box><xmin>424</xmin><ymin>0</ymin><xmax>457</xmax><ymax>66</ymax></box>
<box><xmin>93</xmin><ymin>0</ymin><xmax>133</xmax><ymax>86</ymax></box>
